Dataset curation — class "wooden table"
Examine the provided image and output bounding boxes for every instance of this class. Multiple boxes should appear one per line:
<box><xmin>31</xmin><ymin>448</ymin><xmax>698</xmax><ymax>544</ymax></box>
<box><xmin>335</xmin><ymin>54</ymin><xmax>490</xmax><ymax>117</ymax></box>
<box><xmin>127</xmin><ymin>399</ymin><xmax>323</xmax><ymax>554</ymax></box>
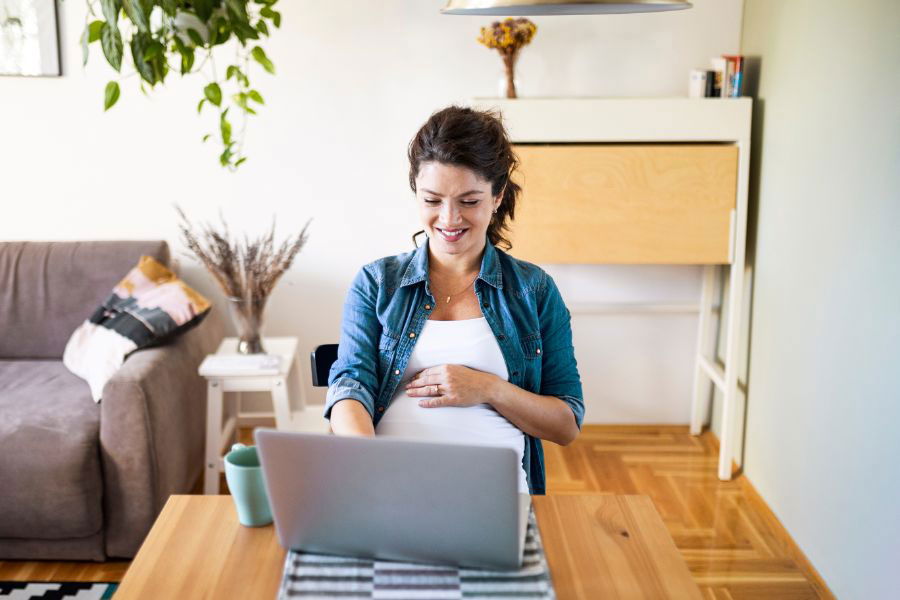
<box><xmin>116</xmin><ymin>494</ymin><xmax>701</xmax><ymax>599</ymax></box>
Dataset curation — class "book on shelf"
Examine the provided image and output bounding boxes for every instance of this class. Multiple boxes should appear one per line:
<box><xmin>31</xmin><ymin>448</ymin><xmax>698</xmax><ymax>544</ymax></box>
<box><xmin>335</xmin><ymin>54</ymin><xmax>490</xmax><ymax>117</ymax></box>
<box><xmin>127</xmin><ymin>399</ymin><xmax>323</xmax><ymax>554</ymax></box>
<box><xmin>722</xmin><ymin>55</ymin><xmax>744</xmax><ymax>97</ymax></box>
<box><xmin>710</xmin><ymin>57</ymin><xmax>727</xmax><ymax>97</ymax></box>
<box><xmin>704</xmin><ymin>55</ymin><xmax>744</xmax><ymax>98</ymax></box>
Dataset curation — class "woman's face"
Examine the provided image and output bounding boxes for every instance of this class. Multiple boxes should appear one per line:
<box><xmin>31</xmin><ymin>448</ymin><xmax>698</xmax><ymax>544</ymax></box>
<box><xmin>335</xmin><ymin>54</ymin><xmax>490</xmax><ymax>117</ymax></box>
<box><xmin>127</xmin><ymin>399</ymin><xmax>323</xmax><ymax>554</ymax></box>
<box><xmin>415</xmin><ymin>161</ymin><xmax>501</xmax><ymax>262</ymax></box>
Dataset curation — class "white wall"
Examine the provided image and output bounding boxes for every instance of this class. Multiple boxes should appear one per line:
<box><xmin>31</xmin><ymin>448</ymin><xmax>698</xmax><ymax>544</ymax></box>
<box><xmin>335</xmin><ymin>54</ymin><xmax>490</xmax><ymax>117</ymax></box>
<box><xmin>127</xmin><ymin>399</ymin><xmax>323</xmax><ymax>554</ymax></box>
<box><xmin>0</xmin><ymin>0</ymin><xmax>743</xmax><ymax>422</ymax></box>
<box><xmin>740</xmin><ymin>1</ymin><xmax>900</xmax><ymax>597</ymax></box>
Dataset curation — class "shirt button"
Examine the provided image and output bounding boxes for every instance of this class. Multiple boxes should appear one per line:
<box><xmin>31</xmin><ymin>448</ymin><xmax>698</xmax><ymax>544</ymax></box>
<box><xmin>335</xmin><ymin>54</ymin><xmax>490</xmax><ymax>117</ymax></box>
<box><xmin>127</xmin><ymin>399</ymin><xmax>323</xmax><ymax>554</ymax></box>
<box><xmin>409</xmin><ymin>332</ymin><xmax>416</xmax><ymax>339</ymax></box>
<box><xmin>482</xmin><ymin>302</ymin><xmax>489</xmax><ymax>308</ymax></box>
<box><xmin>536</xmin><ymin>348</ymin><xmax>542</xmax><ymax>355</ymax></box>
<box><xmin>425</xmin><ymin>304</ymin><xmax>432</xmax><ymax>310</ymax></box>
<box><xmin>377</xmin><ymin>406</ymin><xmax>385</xmax><ymax>413</ymax></box>
<box><xmin>498</xmin><ymin>334</ymin><xmax>506</xmax><ymax>341</ymax></box>
<box><xmin>394</xmin><ymin>369</ymin><xmax>400</xmax><ymax>375</ymax></box>
<box><xmin>512</xmin><ymin>371</ymin><xmax>520</xmax><ymax>377</ymax></box>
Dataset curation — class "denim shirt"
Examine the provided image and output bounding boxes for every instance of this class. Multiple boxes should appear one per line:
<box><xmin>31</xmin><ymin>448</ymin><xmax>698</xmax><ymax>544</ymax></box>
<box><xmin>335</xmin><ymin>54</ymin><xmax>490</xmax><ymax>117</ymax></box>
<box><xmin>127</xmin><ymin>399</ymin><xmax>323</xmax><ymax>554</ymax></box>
<box><xmin>324</xmin><ymin>236</ymin><xmax>584</xmax><ymax>494</ymax></box>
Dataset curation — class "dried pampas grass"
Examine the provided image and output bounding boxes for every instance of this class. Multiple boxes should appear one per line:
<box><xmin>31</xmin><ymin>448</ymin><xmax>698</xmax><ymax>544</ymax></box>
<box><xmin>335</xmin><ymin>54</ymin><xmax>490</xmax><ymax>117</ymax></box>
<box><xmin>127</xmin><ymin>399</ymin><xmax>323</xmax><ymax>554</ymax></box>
<box><xmin>176</xmin><ymin>205</ymin><xmax>311</xmax><ymax>308</ymax></box>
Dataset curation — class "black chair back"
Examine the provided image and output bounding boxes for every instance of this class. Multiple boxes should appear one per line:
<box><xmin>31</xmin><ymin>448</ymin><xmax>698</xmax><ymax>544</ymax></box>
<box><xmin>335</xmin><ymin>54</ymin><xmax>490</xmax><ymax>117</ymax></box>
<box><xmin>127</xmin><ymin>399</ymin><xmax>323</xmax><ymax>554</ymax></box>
<box><xmin>310</xmin><ymin>344</ymin><xmax>339</xmax><ymax>387</ymax></box>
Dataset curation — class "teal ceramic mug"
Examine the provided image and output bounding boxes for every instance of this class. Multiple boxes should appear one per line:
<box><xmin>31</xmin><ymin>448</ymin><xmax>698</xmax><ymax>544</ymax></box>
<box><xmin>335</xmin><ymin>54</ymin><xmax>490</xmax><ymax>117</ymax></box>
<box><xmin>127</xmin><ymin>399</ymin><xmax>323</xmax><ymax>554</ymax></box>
<box><xmin>224</xmin><ymin>443</ymin><xmax>273</xmax><ymax>527</ymax></box>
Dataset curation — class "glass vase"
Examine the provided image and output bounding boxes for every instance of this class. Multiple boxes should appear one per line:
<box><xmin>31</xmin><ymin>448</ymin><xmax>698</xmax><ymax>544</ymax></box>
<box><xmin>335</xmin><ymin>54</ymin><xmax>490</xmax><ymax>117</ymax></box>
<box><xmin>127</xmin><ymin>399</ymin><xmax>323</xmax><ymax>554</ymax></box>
<box><xmin>227</xmin><ymin>296</ymin><xmax>266</xmax><ymax>354</ymax></box>
<box><xmin>498</xmin><ymin>52</ymin><xmax>520</xmax><ymax>99</ymax></box>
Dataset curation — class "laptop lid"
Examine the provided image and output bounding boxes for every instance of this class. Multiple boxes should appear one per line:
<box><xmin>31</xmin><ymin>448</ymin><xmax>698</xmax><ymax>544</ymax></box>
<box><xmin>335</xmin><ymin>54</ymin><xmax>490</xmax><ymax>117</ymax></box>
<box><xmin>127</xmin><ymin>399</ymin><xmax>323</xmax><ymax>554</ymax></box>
<box><xmin>255</xmin><ymin>429</ymin><xmax>526</xmax><ymax>570</ymax></box>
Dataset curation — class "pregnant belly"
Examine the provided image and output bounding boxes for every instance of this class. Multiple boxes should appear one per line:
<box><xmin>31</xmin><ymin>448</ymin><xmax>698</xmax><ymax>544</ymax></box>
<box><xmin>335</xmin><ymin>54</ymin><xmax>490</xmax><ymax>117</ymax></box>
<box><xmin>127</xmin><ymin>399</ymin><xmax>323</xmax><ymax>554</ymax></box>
<box><xmin>375</xmin><ymin>393</ymin><xmax>523</xmax><ymax>447</ymax></box>
<box><xmin>377</xmin><ymin>392</ymin><xmax>530</xmax><ymax>494</ymax></box>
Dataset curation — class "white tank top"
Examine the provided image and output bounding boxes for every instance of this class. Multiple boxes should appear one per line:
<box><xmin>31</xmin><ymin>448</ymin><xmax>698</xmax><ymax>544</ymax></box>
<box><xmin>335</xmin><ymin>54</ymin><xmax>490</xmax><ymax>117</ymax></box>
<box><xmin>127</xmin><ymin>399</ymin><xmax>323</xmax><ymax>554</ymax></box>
<box><xmin>374</xmin><ymin>317</ymin><xmax>529</xmax><ymax>493</ymax></box>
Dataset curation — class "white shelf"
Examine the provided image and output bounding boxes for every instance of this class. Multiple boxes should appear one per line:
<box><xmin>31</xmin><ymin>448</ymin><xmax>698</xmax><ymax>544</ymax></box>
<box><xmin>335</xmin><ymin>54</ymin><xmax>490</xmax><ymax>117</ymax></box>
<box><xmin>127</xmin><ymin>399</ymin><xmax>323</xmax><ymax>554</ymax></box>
<box><xmin>472</xmin><ymin>97</ymin><xmax>752</xmax><ymax>143</ymax></box>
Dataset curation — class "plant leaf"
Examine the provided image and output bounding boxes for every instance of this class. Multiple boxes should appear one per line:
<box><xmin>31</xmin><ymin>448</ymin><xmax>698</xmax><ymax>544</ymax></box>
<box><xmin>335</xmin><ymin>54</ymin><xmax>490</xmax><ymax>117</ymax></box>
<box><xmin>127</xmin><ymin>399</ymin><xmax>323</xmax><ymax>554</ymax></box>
<box><xmin>202</xmin><ymin>133</ymin><xmax>211</xmax><ymax>143</ymax></box>
<box><xmin>192</xmin><ymin>0</ymin><xmax>213</xmax><ymax>21</ymax></box>
<box><xmin>81</xmin><ymin>27</ymin><xmax>90</xmax><ymax>66</ymax></box>
<box><xmin>100</xmin><ymin>0</ymin><xmax>119</xmax><ymax>29</ymax></box>
<box><xmin>88</xmin><ymin>20</ymin><xmax>104</xmax><ymax>43</ymax></box>
<box><xmin>236</xmin><ymin>22</ymin><xmax>259</xmax><ymax>42</ymax></box>
<box><xmin>204</xmin><ymin>82</ymin><xmax>222</xmax><ymax>106</ymax></box>
<box><xmin>234</xmin><ymin>157</ymin><xmax>247</xmax><ymax>167</ymax></box>
<box><xmin>220</xmin><ymin>109</ymin><xmax>232</xmax><ymax>145</ymax></box>
<box><xmin>187</xmin><ymin>28</ymin><xmax>204</xmax><ymax>47</ymax></box>
<box><xmin>225</xmin><ymin>0</ymin><xmax>248</xmax><ymax>22</ymax></box>
<box><xmin>130</xmin><ymin>34</ymin><xmax>156</xmax><ymax>84</ymax></box>
<box><xmin>143</xmin><ymin>40</ymin><xmax>163</xmax><ymax>62</ymax></box>
<box><xmin>180</xmin><ymin>48</ymin><xmax>195</xmax><ymax>74</ymax></box>
<box><xmin>197</xmin><ymin>98</ymin><xmax>206</xmax><ymax>114</ymax></box>
<box><xmin>255</xmin><ymin>20</ymin><xmax>269</xmax><ymax>36</ymax></box>
<box><xmin>104</xmin><ymin>81</ymin><xmax>120</xmax><ymax>111</ymax></box>
<box><xmin>121</xmin><ymin>0</ymin><xmax>149</xmax><ymax>33</ymax></box>
<box><xmin>233</xmin><ymin>93</ymin><xmax>257</xmax><ymax>115</ymax></box>
<box><xmin>172</xmin><ymin>35</ymin><xmax>194</xmax><ymax>74</ymax></box>
<box><xmin>152</xmin><ymin>51</ymin><xmax>168</xmax><ymax>84</ymax></box>
<box><xmin>260</xmin><ymin>6</ymin><xmax>274</xmax><ymax>19</ymax></box>
<box><xmin>248</xmin><ymin>89</ymin><xmax>264</xmax><ymax>104</ymax></box>
<box><xmin>100</xmin><ymin>22</ymin><xmax>123</xmax><ymax>71</ymax></box>
<box><xmin>250</xmin><ymin>46</ymin><xmax>275</xmax><ymax>74</ymax></box>
<box><xmin>172</xmin><ymin>34</ymin><xmax>187</xmax><ymax>54</ymax></box>
<box><xmin>159</xmin><ymin>0</ymin><xmax>177</xmax><ymax>16</ymax></box>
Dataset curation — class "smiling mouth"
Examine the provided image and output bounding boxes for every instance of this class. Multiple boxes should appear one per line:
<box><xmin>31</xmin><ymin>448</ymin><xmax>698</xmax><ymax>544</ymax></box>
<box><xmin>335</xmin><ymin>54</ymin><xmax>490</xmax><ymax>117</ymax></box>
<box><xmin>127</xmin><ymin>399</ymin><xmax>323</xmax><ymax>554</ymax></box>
<box><xmin>436</xmin><ymin>228</ymin><xmax>468</xmax><ymax>242</ymax></box>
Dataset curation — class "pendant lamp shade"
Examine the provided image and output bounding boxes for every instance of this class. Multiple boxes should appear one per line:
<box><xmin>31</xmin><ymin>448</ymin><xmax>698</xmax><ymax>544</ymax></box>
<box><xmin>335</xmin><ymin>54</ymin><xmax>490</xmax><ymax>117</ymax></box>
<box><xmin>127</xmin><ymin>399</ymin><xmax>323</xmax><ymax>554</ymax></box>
<box><xmin>442</xmin><ymin>0</ymin><xmax>692</xmax><ymax>15</ymax></box>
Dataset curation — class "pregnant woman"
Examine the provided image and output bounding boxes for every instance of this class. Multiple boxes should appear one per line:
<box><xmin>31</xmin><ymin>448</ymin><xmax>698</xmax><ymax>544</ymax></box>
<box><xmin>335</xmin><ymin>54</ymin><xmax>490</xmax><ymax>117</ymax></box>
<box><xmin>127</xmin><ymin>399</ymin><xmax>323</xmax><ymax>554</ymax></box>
<box><xmin>324</xmin><ymin>106</ymin><xmax>584</xmax><ymax>495</ymax></box>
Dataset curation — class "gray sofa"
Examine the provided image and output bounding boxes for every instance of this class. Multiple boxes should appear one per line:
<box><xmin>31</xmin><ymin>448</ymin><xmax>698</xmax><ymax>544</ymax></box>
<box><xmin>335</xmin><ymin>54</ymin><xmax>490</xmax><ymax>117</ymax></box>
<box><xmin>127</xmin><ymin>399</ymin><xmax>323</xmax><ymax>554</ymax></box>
<box><xmin>0</xmin><ymin>241</ymin><xmax>224</xmax><ymax>560</ymax></box>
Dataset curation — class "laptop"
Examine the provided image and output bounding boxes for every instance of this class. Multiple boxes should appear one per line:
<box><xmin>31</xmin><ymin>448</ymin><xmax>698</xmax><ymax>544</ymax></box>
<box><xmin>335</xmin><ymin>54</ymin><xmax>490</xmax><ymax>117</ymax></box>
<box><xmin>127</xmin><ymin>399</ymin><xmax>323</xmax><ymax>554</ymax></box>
<box><xmin>254</xmin><ymin>429</ymin><xmax>531</xmax><ymax>570</ymax></box>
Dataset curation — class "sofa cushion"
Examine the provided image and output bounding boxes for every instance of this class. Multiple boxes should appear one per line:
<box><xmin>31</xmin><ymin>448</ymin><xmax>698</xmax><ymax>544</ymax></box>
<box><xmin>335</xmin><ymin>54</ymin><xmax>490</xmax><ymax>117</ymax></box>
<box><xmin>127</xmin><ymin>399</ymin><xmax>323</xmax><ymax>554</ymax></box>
<box><xmin>63</xmin><ymin>255</ymin><xmax>211</xmax><ymax>402</ymax></box>
<box><xmin>0</xmin><ymin>241</ymin><xmax>169</xmax><ymax>359</ymax></box>
<box><xmin>0</xmin><ymin>360</ymin><xmax>103</xmax><ymax>540</ymax></box>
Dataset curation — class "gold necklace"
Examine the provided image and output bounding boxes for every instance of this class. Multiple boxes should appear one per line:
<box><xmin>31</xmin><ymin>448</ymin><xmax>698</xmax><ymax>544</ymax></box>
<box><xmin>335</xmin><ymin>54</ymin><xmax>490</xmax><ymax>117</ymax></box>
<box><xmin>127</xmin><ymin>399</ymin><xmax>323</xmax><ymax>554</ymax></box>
<box><xmin>430</xmin><ymin>273</ymin><xmax>479</xmax><ymax>304</ymax></box>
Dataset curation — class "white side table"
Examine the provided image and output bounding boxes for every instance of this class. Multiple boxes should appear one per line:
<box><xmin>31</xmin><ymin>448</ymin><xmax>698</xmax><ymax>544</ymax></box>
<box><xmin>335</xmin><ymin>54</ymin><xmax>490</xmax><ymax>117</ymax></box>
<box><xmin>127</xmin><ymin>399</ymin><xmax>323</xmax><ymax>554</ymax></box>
<box><xmin>198</xmin><ymin>336</ymin><xmax>330</xmax><ymax>494</ymax></box>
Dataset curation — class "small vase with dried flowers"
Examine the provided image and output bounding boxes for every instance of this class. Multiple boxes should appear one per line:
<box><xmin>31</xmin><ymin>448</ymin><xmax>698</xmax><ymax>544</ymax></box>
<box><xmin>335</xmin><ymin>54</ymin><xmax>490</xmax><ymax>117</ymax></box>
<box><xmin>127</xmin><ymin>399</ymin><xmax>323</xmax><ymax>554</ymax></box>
<box><xmin>177</xmin><ymin>207</ymin><xmax>311</xmax><ymax>355</ymax></box>
<box><xmin>478</xmin><ymin>17</ymin><xmax>537</xmax><ymax>99</ymax></box>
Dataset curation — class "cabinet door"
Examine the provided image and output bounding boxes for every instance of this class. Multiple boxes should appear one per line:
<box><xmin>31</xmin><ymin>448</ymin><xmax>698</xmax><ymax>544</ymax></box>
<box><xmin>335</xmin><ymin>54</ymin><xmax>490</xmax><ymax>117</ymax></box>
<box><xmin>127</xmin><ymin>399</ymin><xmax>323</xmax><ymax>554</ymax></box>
<box><xmin>508</xmin><ymin>144</ymin><xmax>738</xmax><ymax>264</ymax></box>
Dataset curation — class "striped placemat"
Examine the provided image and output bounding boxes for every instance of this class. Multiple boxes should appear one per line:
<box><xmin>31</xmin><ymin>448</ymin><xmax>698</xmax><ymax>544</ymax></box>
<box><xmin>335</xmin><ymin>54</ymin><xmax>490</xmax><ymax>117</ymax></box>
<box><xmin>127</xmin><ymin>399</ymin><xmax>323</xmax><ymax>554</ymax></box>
<box><xmin>278</xmin><ymin>508</ymin><xmax>555</xmax><ymax>599</ymax></box>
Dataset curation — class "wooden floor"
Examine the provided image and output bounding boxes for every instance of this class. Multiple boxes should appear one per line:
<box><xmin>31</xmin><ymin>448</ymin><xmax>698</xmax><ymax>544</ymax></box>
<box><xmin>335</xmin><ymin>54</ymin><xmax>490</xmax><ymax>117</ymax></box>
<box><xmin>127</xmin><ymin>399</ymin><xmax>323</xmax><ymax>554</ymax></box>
<box><xmin>0</xmin><ymin>425</ymin><xmax>833</xmax><ymax>599</ymax></box>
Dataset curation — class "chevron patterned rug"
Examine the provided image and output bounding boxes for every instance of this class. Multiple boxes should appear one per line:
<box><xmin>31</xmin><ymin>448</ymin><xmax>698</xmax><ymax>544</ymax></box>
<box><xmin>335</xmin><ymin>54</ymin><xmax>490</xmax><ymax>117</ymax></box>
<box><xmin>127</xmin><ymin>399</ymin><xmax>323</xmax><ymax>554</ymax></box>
<box><xmin>0</xmin><ymin>582</ymin><xmax>117</xmax><ymax>599</ymax></box>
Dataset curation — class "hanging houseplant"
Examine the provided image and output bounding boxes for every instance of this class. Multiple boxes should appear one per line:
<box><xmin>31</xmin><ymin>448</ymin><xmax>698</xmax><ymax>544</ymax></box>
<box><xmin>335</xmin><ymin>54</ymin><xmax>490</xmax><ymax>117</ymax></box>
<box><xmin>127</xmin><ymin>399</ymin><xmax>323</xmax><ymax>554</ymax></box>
<box><xmin>80</xmin><ymin>0</ymin><xmax>281</xmax><ymax>170</ymax></box>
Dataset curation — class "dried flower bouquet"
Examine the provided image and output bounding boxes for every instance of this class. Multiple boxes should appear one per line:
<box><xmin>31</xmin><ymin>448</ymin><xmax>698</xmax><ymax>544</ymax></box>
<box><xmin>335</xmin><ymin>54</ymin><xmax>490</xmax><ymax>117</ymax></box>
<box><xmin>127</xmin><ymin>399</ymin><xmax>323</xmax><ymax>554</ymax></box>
<box><xmin>177</xmin><ymin>206</ymin><xmax>310</xmax><ymax>353</ymax></box>
<box><xmin>478</xmin><ymin>17</ymin><xmax>537</xmax><ymax>99</ymax></box>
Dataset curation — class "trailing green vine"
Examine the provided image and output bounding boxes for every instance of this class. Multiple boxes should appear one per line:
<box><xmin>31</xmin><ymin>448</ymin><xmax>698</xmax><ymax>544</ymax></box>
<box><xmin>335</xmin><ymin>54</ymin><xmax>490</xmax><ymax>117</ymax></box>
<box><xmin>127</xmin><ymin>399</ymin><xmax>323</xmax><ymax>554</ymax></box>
<box><xmin>80</xmin><ymin>0</ymin><xmax>280</xmax><ymax>170</ymax></box>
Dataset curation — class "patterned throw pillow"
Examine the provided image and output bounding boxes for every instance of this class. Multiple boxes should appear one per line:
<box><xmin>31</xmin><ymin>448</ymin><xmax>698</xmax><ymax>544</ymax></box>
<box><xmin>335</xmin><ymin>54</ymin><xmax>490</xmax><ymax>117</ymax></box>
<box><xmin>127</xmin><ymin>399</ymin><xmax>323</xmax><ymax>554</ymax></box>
<box><xmin>63</xmin><ymin>256</ymin><xmax>211</xmax><ymax>402</ymax></box>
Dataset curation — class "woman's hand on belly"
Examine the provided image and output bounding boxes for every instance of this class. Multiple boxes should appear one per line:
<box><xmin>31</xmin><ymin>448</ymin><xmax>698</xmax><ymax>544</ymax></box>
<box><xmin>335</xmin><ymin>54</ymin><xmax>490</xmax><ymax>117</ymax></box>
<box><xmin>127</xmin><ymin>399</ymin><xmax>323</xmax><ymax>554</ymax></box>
<box><xmin>404</xmin><ymin>364</ymin><xmax>501</xmax><ymax>409</ymax></box>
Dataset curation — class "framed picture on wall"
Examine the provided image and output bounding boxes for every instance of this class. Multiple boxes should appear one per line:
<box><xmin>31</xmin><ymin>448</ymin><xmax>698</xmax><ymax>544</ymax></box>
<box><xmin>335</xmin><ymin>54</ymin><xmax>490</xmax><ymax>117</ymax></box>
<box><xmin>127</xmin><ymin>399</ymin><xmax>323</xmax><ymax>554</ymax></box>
<box><xmin>1</xmin><ymin>0</ymin><xmax>61</xmax><ymax>76</ymax></box>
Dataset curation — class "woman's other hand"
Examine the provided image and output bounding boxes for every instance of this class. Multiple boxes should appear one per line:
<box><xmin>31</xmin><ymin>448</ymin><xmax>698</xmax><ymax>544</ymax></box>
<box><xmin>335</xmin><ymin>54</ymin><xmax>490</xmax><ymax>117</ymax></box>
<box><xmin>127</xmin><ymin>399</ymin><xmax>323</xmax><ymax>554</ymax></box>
<box><xmin>405</xmin><ymin>365</ymin><xmax>499</xmax><ymax>408</ymax></box>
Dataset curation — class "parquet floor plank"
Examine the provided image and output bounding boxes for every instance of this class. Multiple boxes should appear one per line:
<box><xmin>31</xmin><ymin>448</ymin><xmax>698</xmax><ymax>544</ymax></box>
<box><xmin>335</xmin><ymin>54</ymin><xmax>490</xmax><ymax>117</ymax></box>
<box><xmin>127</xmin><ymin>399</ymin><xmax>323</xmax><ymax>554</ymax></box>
<box><xmin>1</xmin><ymin>424</ymin><xmax>833</xmax><ymax>598</ymax></box>
<box><xmin>544</xmin><ymin>425</ymin><xmax>832</xmax><ymax>599</ymax></box>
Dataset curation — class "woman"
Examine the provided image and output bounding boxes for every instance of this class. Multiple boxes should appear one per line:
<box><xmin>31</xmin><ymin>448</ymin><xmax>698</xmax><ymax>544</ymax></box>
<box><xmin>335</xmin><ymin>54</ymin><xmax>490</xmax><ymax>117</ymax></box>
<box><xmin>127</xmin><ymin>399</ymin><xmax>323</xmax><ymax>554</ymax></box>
<box><xmin>324</xmin><ymin>106</ymin><xmax>583</xmax><ymax>495</ymax></box>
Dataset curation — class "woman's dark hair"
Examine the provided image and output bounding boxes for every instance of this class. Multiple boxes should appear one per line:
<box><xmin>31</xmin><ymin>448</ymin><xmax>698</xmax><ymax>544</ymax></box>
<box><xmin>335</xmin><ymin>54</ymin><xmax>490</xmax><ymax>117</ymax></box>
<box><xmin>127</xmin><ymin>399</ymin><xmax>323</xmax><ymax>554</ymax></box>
<box><xmin>408</xmin><ymin>106</ymin><xmax>520</xmax><ymax>250</ymax></box>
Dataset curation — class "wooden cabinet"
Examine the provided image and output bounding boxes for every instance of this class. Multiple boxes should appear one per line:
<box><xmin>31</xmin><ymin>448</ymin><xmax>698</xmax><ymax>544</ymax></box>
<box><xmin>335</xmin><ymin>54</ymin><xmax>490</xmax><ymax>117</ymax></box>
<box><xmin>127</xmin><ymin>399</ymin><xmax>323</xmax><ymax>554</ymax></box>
<box><xmin>509</xmin><ymin>144</ymin><xmax>738</xmax><ymax>264</ymax></box>
<box><xmin>473</xmin><ymin>98</ymin><xmax>752</xmax><ymax>481</ymax></box>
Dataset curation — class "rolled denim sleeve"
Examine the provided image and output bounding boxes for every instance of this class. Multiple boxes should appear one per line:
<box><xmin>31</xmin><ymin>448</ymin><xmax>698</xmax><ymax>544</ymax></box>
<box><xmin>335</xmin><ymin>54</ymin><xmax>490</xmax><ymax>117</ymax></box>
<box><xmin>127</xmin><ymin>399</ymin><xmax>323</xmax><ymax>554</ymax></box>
<box><xmin>537</xmin><ymin>271</ymin><xmax>585</xmax><ymax>430</ymax></box>
<box><xmin>323</xmin><ymin>265</ymin><xmax>382</xmax><ymax>421</ymax></box>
